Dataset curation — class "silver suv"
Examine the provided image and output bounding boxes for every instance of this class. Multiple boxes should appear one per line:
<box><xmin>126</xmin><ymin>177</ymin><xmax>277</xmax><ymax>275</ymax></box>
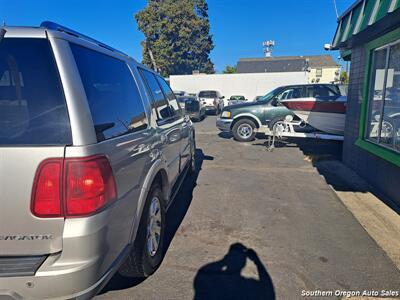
<box><xmin>0</xmin><ymin>22</ymin><xmax>195</xmax><ymax>299</ymax></box>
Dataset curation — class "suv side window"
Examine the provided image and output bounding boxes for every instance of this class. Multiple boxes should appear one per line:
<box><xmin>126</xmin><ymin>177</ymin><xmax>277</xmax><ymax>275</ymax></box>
<box><xmin>305</xmin><ymin>86</ymin><xmax>314</xmax><ymax>98</ymax></box>
<box><xmin>70</xmin><ymin>44</ymin><xmax>148</xmax><ymax>142</ymax></box>
<box><xmin>306</xmin><ymin>85</ymin><xmax>339</xmax><ymax>99</ymax></box>
<box><xmin>277</xmin><ymin>87</ymin><xmax>303</xmax><ymax>100</ymax></box>
<box><xmin>276</xmin><ymin>87</ymin><xmax>303</xmax><ymax>106</ymax></box>
<box><xmin>139</xmin><ymin>69</ymin><xmax>173</xmax><ymax>121</ymax></box>
<box><xmin>156</xmin><ymin>76</ymin><xmax>182</xmax><ymax>118</ymax></box>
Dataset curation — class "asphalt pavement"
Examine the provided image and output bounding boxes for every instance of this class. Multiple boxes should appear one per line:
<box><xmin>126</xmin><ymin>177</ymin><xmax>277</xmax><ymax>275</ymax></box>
<box><xmin>97</xmin><ymin>115</ymin><xmax>400</xmax><ymax>300</ymax></box>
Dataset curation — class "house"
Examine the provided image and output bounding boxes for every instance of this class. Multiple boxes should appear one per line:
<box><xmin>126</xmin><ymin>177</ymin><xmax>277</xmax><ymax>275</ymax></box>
<box><xmin>331</xmin><ymin>0</ymin><xmax>400</xmax><ymax>207</ymax></box>
<box><xmin>236</xmin><ymin>55</ymin><xmax>341</xmax><ymax>84</ymax></box>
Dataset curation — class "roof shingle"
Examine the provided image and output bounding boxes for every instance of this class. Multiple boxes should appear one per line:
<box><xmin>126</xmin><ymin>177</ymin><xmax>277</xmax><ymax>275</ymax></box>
<box><xmin>236</xmin><ymin>55</ymin><xmax>338</xmax><ymax>73</ymax></box>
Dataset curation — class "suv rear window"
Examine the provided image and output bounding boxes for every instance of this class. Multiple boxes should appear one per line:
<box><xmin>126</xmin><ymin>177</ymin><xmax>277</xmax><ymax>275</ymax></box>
<box><xmin>0</xmin><ymin>38</ymin><xmax>71</xmax><ymax>145</ymax></box>
<box><xmin>199</xmin><ymin>91</ymin><xmax>217</xmax><ymax>98</ymax></box>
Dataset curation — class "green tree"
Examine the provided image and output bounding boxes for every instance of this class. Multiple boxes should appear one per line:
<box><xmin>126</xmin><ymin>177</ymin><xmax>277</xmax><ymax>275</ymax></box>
<box><xmin>340</xmin><ymin>71</ymin><xmax>349</xmax><ymax>84</ymax></box>
<box><xmin>135</xmin><ymin>0</ymin><xmax>214</xmax><ymax>77</ymax></box>
<box><xmin>223</xmin><ymin>65</ymin><xmax>237</xmax><ymax>74</ymax></box>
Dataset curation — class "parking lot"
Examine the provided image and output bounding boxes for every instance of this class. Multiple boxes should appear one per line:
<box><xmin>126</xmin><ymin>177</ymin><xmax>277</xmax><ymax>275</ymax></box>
<box><xmin>97</xmin><ymin>115</ymin><xmax>400</xmax><ymax>299</ymax></box>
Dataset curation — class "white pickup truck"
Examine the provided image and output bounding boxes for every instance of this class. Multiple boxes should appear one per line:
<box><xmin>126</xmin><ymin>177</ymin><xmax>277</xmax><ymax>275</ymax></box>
<box><xmin>198</xmin><ymin>90</ymin><xmax>225</xmax><ymax>115</ymax></box>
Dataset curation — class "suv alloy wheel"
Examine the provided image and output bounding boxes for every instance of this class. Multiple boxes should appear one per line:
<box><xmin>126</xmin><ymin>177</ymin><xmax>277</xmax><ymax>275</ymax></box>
<box><xmin>119</xmin><ymin>183</ymin><xmax>166</xmax><ymax>277</ymax></box>
<box><xmin>232</xmin><ymin>119</ymin><xmax>257</xmax><ymax>142</ymax></box>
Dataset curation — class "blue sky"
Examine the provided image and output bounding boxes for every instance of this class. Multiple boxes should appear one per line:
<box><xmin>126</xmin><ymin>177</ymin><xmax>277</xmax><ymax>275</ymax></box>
<box><xmin>1</xmin><ymin>0</ymin><xmax>353</xmax><ymax>72</ymax></box>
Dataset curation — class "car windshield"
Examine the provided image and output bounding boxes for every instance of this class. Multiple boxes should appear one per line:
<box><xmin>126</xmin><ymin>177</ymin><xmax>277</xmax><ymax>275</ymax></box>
<box><xmin>199</xmin><ymin>91</ymin><xmax>217</xmax><ymax>98</ymax></box>
<box><xmin>177</xmin><ymin>96</ymin><xmax>195</xmax><ymax>103</ymax></box>
<box><xmin>257</xmin><ymin>87</ymin><xmax>283</xmax><ymax>102</ymax></box>
<box><xmin>230</xmin><ymin>96</ymin><xmax>245</xmax><ymax>100</ymax></box>
<box><xmin>174</xmin><ymin>91</ymin><xmax>185</xmax><ymax>96</ymax></box>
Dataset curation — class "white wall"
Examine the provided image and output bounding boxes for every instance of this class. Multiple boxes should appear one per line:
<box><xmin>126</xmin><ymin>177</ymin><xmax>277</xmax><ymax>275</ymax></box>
<box><xmin>169</xmin><ymin>72</ymin><xmax>308</xmax><ymax>102</ymax></box>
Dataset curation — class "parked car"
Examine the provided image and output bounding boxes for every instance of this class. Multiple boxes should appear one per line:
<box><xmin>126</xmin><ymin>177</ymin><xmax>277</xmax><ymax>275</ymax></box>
<box><xmin>177</xmin><ymin>95</ymin><xmax>191</xmax><ymax>112</ymax></box>
<box><xmin>184</xmin><ymin>97</ymin><xmax>206</xmax><ymax>121</ymax></box>
<box><xmin>216</xmin><ymin>84</ymin><xmax>343</xmax><ymax>142</ymax></box>
<box><xmin>198</xmin><ymin>90</ymin><xmax>224</xmax><ymax>115</ymax></box>
<box><xmin>177</xmin><ymin>95</ymin><xmax>206</xmax><ymax>121</ymax></box>
<box><xmin>0</xmin><ymin>22</ymin><xmax>196</xmax><ymax>300</ymax></box>
<box><xmin>174</xmin><ymin>90</ymin><xmax>186</xmax><ymax>97</ymax></box>
<box><xmin>228</xmin><ymin>95</ymin><xmax>247</xmax><ymax>105</ymax></box>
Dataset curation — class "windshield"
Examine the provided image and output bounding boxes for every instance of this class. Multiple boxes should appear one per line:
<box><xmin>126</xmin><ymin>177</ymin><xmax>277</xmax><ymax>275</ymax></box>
<box><xmin>257</xmin><ymin>87</ymin><xmax>283</xmax><ymax>102</ymax></box>
<box><xmin>230</xmin><ymin>96</ymin><xmax>245</xmax><ymax>100</ymax></box>
<box><xmin>174</xmin><ymin>91</ymin><xmax>185</xmax><ymax>96</ymax></box>
<box><xmin>199</xmin><ymin>91</ymin><xmax>217</xmax><ymax>98</ymax></box>
<box><xmin>177</xmin><ymin>96</ymin><xmax>195</xmax><ymax>103</ymax></box>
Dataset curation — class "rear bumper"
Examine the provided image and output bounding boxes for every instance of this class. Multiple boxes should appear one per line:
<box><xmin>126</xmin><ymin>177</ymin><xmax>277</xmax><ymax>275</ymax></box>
<box><xmin>0</xmin><ymin>255</ymin><xmax>107</xmax><ymax>300</ymax></box>
<box><xmin>0</xmin><ymin>210</ymin><xmax>130</xmax><ymax>300</ymax></box>
<box><xmin>216</xmin><ymin>118</ymin><xmax>233</xmax><ymax>132</ymax></box>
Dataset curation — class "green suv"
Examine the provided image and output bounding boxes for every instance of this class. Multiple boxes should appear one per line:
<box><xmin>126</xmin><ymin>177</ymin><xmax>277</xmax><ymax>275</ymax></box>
<box><xmin>216</xmin><ymin>84</ymin><xmax>341</xmax><ymax>142</ymax></box>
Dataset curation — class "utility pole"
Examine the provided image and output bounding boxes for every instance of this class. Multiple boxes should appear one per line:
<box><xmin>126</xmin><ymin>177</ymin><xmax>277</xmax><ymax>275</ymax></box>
<box><xmin>146</xmin><ymin>41</ymin><xmax>159</xmax><ymax>73</ymax></box>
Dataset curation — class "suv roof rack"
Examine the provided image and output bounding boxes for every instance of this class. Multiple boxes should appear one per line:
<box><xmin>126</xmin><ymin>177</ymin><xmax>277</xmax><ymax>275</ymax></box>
<box><xmin>40</xmin><ymin>21</ymin><xmax>130</xmax><ymax>58</ymax></box>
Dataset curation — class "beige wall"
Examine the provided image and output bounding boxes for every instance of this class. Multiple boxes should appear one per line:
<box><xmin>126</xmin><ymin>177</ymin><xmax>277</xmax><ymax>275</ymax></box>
<box><xmin>308</xmin><ymin>67</ymin><xmax>340</xmax><ymax>84</ymax></box>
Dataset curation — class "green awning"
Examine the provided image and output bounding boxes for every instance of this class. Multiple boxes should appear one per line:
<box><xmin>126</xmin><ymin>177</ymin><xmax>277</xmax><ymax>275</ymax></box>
<box><xmin>332</xmin><ymin>0</ymin><xmax>400</xmax><ymax>49</ymax></box>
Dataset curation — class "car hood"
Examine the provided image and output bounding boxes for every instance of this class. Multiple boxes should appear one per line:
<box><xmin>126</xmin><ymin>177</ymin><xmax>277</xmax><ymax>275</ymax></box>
<box><xmin>227</xmin><ymin>101</ymin><xmax>265</xmax><ymax>110</ymax></box>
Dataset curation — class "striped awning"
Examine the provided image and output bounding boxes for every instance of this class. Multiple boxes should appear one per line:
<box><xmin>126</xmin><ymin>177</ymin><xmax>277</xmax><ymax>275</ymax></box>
<box><xmin>332</xmin><ymin>0</ymin><xmax>400</xmax><ymax>49</ymax></box>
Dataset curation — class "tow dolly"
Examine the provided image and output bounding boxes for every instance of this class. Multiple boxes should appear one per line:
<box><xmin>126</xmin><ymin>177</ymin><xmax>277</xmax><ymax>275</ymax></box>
<box><xmin>258</xmin><ymin>115</ymin><xmax>344</xmax><ymax>151</ymax></box>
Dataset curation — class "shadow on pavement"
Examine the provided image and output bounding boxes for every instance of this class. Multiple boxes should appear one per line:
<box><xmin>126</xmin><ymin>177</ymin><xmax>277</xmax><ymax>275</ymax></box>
<box><xmin>100</xmin><ymin>149</ymin><xmax>209</xmax><ymax>294</ymax></box>
<box><xmin>191</xmin><ymin>115</ymin><xmax>207</xmax><ymax>123</ymax></box>
<box><xmin>218</xmin><ymin>132</ymin><xmax>232</xmax><ymax>139</ymax></box>
<box><xmin>193</xmin><ymin>243</ymin><xmax>275</xmax><ymax>300</ymax></box>
<box><xmin>296</xmin><ymin>139</ymin><xmax>400</xmax><ymax>212</ymax></box>
<box><xmin>253</xmin><ymin>136</ymin><xmax>400</xmax><ymax>212</ymax></box>
<box><xmin>164</xmin><ymin>149</ymin><xmax>209</xmax><ymax>251</ymax></box>
<box><xmin>218</xmin><ymin>132</ymin><xmax>267</xmax><ymax>140</ymax></box>
<box><xmin>253</xmin><ymin>137</ymin><xmax>368</xmax><ymax>192</ymax></box>
<box><xmin>294</xmin><ymin>138</ymin><xmax>372</xmax><ymax>193</ymax></box>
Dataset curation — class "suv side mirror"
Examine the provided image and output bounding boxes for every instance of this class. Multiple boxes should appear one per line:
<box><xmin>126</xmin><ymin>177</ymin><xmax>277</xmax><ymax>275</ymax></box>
<box><xmin>221</xmin><ymin>96</ymin><xmax>225</xmax><ymax>99</ymax></box>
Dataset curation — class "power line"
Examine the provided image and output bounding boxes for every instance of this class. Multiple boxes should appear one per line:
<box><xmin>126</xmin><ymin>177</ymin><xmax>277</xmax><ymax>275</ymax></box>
<box><xmin>332</xmin><ymin>0</ymin><xmax>339</xmax><ymax>19</ymax></box>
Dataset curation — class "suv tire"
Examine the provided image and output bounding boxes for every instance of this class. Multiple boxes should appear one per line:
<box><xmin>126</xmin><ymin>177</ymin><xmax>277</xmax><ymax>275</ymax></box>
<box><xmin>232</xmin><ymin>119</ymin><xmax>256</xmax><ymax>142</ymax></box>
<box><xmin>269</xmin><ymin>117</ymin><xmax>285</xmax><ymax>131</ymax></box>
<box><xmin>119</xmin><ymin>184</ymin><xmax>166</xmax><ymax>278</ymax></box>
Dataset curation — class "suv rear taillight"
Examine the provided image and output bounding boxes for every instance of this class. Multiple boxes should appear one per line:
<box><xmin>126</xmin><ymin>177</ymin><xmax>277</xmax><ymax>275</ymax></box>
<box><xmin>31</xmin><ymin>159</ymin><xmax>63</xmax><ymax>218</ymax></box>
<box><xmin>32</xmin><ymin>156</ymin><xmax>116</xmax><ymax>218</ymax></box>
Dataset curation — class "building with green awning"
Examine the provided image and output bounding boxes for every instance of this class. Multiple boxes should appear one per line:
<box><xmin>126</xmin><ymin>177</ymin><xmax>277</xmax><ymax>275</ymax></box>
<box><xmin>331</xmin><ymin>0</ymin><xmax>400</xmax><ymax>208</ymax></box>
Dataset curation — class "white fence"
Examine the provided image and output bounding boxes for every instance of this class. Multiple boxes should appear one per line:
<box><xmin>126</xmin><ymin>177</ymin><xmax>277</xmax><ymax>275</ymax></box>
<box><xmin>169</xmin><ymin>72</ymin><xmax>308</xmax><ymax>102</ymax></box>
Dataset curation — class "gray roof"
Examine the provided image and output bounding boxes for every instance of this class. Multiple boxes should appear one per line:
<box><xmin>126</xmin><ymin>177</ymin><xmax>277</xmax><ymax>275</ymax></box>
<box><xmin>236</xmin><ymin>55</ymin><xmax>338</xmax><ymax>74</ymax></box>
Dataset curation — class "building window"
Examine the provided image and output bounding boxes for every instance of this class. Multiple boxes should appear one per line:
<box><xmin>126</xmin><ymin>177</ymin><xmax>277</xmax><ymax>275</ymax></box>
<box><xmin>316</xmin><ymin>68</ymin><xmax>323</xmax><ymax>77</ymax></box>
<box><xmin>365</xmin><ymin>40</ymin><xmax>400</xmax><ymax>153</ymax></box>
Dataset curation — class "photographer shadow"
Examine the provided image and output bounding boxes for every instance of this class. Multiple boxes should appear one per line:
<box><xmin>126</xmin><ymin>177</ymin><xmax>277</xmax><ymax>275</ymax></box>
<box><xmin>193</xmin><ymin>243</ymin><xmax>275</xmax><ymax>300</ymax></box>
